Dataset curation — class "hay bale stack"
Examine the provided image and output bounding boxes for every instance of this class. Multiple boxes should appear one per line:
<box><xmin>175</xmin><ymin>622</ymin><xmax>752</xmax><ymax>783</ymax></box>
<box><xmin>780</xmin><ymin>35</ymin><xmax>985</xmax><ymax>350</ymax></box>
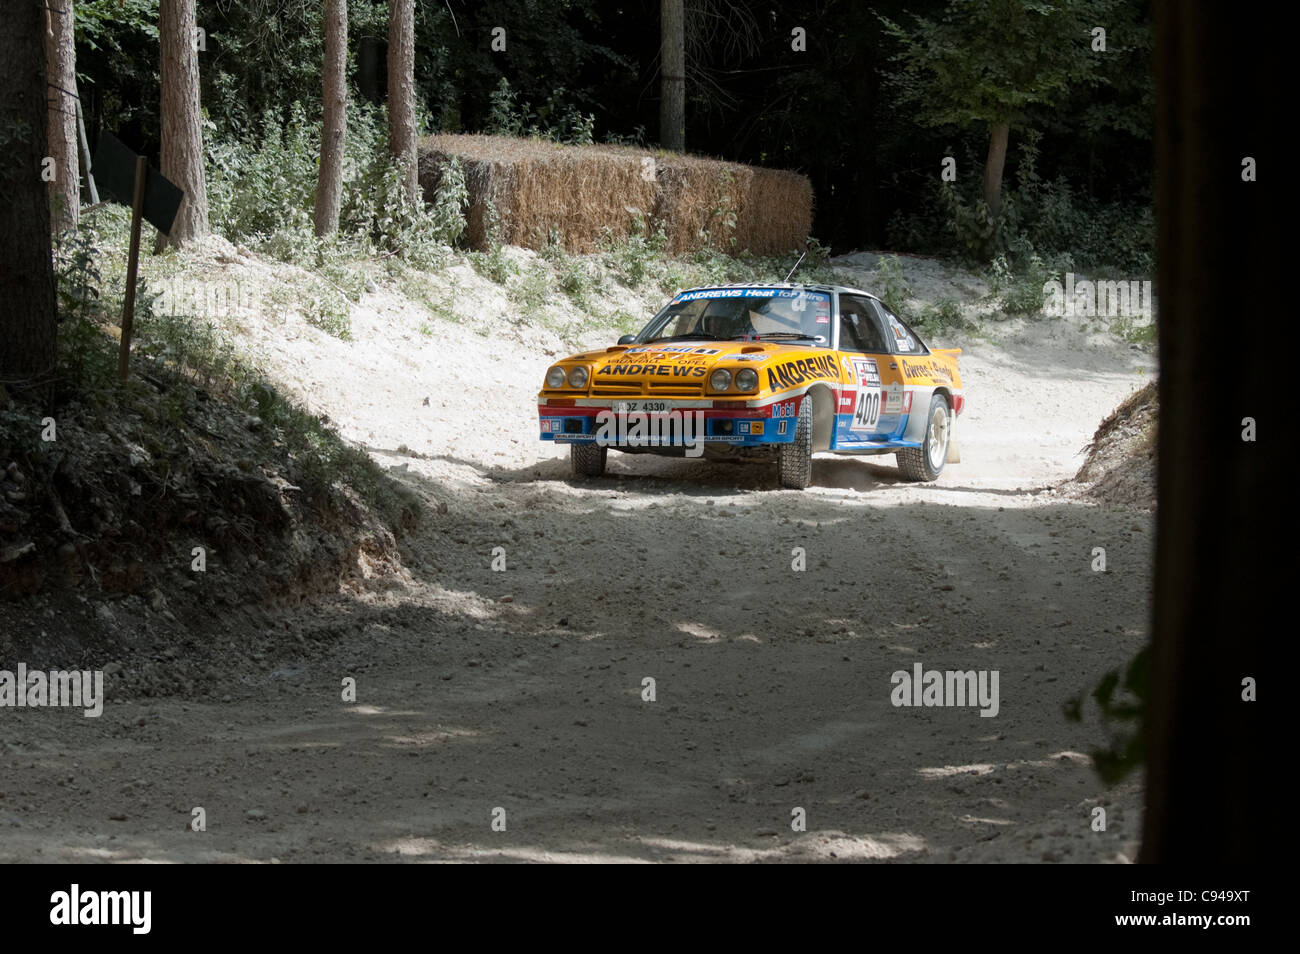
<box><xmin>649</xmin><ymin>156</ymin><xmax>813</xmax><ymax>257</ymax></box>
<box><xmin>418</xmin><ymin>134</ymin><xmax>811</xmax><ymax>257</ymax></box>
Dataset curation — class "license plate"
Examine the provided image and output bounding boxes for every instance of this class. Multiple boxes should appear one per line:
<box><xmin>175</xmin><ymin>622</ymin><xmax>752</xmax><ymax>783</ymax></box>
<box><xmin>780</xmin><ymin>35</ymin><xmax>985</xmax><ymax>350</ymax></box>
<box><xmin>613</xmin><ymin>400</ymin><xmax>670</xmax><ymax>414</ymax></box>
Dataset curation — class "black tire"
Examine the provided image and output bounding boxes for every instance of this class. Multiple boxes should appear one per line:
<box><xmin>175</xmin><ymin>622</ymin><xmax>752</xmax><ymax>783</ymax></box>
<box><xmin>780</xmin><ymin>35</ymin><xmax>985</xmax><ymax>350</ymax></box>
<box><xmin>897</xmin><ymin>393</ymin><xmax>950</xmax><ymax>481</ymax></box>
<box><xmin>777</xmin><ymin>396</ymin><xmax>813</xmax><ymax>489</ymax></box>
<box><xmin>570</xmin><ymin>442</ymin><xmax>607</xmax><ymax>477</ymax></box>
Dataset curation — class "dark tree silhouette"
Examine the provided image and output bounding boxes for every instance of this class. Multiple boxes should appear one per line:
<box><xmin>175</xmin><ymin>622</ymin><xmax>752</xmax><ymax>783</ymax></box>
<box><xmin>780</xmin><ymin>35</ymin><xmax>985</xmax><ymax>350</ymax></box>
<box><xmin>660</xmin><ymin>0</ymin><xmax>685</xmax><ymax>152</ymax></box>
<box><xmin>0</xmin><ymin>0</ymin><xmax>58</xmax><ymax>391</ymax></box>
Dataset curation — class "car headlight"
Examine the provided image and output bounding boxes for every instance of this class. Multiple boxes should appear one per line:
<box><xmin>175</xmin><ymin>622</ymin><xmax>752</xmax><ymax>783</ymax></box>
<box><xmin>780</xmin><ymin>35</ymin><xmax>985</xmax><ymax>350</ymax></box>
<box><xmin>709</xmin><ymin>369</ymin><xmax>732</xmax><ymax>392</ymax></box>
<box><xmin>546</xmin><ymin>366</ymin><xmax>567</xmax><ymax>389</ymax></box>
<box><xmin>567</xmin><ymin>366</ymin><xmax>589</xmax><ymax>389</ymax></box>
<box><xmin>735</xmin><ymin>368</ymin><xmax>758</xmax><ymax>391</ymax></box>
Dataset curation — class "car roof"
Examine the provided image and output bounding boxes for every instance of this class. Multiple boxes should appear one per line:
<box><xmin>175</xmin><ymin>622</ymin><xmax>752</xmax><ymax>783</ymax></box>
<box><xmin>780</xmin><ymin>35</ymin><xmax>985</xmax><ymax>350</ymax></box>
<box><xmin>678</xmin><ymin>282</ymin><xmax>881</xmax><ymax>302</ymax></box>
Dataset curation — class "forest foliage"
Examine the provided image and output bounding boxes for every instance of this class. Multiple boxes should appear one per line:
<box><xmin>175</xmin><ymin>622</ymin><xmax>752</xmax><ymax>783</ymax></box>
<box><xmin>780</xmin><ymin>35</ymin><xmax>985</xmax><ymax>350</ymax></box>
<box><xmin>72</xmin><ymin>0</ymin><xmax>1155</xmax><ymax>275</ymax></box>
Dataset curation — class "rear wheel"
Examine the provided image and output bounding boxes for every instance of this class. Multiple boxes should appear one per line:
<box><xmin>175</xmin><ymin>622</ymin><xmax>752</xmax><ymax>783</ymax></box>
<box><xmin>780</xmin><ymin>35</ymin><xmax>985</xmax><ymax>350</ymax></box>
<box><xmin>570</xmin><ymin>442</ymin><xmax>607</xmax><ymax>477</ymax></box>
<box><xmin>777</xmin><ymin>398</ymin><xmax>813</xmax><ymax>489</ymax></box>
<box><xmin>897</xmin><ymin>394</ymin><xmax>950</xmax><ymax>481</ymax></box>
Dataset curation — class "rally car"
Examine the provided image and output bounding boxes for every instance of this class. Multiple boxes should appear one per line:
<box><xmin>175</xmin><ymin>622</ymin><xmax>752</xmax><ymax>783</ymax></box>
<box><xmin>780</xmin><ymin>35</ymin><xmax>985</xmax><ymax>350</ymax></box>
<box><xmin>537</xmin><ymin>283</ymin><xmax>964</xmax><ymax>489</ymax></box>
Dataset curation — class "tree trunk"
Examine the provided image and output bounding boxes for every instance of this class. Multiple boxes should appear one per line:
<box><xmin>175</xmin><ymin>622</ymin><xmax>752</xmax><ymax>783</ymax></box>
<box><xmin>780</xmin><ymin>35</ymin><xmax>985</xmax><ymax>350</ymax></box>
<box><xmin>387</xmin><ymin>0</ymin><xmax>419</xmax><ymax>205</ymax></box>
<box><xmin>45</xmin><ymin>0</ymin><xmax>79</xmax><ymax>232</ymax></box>
<box><xmin>1141</xmin><ymin>0</ymin><xmax>1268</xmax><ymax>863</ymax></box>
<box><xmin>315</xmin><ymin>0</ymin><xmax>348</xmax><ymax>237</ymax></box>
<box><xmin>0</xmin><ymin>0</ymin><xmax>58</xmax><ymax>391</ymax></box>
<box><xmin>981</xmin><ymin>121</ymin><xmax>1010</xmax><ymax>218</ymax></box>
<box><xmin>660</xmin><ymin>0</ymin><xmax>685</xmax><ymax>152</ymax></box>
<box><xmin>158</xmin><ymin>0</ymin><xmax>209</xmax><ymax>248</ymax></box>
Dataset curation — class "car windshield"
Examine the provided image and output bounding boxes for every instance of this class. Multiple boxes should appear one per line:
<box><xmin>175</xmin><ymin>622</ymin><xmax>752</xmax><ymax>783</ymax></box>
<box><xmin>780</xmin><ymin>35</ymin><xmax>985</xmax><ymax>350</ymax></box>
<box><xmin>639</xmin><ymin>288</ymin><xmax>833</xmax><ymax>347</ymax></box>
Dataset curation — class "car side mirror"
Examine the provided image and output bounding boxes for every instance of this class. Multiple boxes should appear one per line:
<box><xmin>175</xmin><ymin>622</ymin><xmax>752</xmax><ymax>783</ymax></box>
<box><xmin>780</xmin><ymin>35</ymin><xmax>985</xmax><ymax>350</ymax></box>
<box><xmin>616</xmin><ymin>334</ymin><xmax>635</xmax><ymax>345</ymax></box>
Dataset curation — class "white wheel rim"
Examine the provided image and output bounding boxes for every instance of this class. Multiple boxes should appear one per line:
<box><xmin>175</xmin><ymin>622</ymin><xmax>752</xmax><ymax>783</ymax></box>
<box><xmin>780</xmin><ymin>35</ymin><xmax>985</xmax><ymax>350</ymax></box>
<box><xmin>928</xmin><ymin>405</ymin><xmax>949</xmax><ymax>469</ymax></box>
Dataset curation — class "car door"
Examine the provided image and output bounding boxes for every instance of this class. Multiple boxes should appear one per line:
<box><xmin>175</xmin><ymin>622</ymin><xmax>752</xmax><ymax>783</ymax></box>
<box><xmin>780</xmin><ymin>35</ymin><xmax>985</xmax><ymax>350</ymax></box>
<box><xmin>835</xmin><ymin>295</ymin><xmax>909</xmax><ymax>443</ymax></box>
<box><xmin>873</xmin><ymin>299</ymin><xmax>943</xmax><ymax>440</ymax></box>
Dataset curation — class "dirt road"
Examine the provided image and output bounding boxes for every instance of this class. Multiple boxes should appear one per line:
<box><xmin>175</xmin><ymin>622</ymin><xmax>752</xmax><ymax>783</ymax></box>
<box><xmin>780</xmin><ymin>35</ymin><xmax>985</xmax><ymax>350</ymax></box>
<box><xmin>1</xmin><ymin>255</ymin><xmax>1154</xmax><ymax>862</ymax></box>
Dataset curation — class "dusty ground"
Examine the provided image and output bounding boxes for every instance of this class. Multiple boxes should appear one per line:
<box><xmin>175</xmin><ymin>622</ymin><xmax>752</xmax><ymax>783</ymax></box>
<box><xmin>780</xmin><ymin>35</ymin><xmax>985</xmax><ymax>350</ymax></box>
<box><xmin>1</xmin><ymin>250</ymin><xmax>1154</xmax><ymax>863</ymax></box>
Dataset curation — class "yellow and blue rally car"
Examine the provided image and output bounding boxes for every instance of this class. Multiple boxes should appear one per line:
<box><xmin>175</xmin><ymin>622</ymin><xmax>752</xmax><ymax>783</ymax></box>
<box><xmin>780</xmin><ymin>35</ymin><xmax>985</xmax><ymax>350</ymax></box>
<box><xmin>538</xmin><ymin>283</ymin><xmax>964</xmax><ymax>489</ymax></box>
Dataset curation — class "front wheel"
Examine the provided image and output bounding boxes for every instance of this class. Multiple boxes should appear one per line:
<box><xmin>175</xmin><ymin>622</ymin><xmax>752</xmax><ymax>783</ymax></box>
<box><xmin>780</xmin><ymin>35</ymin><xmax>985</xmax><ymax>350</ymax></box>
<box><xmin>777</xmin><ymin>397</ymin><xmax>813</xmax><ymax>489</ymax></box>
<box><xmin>570</xmin><ymin>442</ymin><xmax>607</xmax><ymax>477</ymax></box>
<box><xmin>897</xmin><ymin>394</ymin><xmax>950</xmax><ymax>481</ymax></box>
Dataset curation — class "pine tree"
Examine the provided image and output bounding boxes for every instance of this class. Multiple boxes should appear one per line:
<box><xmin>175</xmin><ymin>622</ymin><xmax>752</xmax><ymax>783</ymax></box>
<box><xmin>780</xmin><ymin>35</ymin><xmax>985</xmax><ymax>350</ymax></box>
<box><xmin>387</xmin><ymin>0</ymin><xmax>419</xmax><ymax>205</ymax></box>
<box><xmin>315</xmin><ymin>0</ymin><xmax>348</xmax><ymax>237</ymax></box>
<box><xmin>158</xmin><ymin>0</ymin><xmax>209</xmax><ymax>247</ymax></box>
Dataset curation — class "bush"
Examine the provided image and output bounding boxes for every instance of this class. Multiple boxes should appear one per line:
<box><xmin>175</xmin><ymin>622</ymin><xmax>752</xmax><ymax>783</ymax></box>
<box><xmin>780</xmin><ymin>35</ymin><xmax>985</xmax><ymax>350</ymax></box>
<box><xmin>874</xmin><ymin>254</ymin><xmax>914</xmax><ymax>317</ymax></box>
<box><xmin>554</xmin><ymin>253</ymin><xmax>595</xmax><ymax>308</ymax></box>
<box><xmin>988</xmin><ymin>235</ymin><xmax>1073</xmax><ymax>318</ymax></box>
<box><xmin>206</xmin><ymin>104</ymin><xmax>318</xmax><ymax>245</ymax></box>
<box><xmin>486</xmin><ymin>77</ymin><xmax>596</xmax><ymax>145</ymax></box>
<box><xmin>1006</xmin><ymin>133</ymin><xmax>1154</xmax><ymax>275</ymax></box>
<box><xmin>206</xmin><ymin>100</ymin><xmax>469</xmax><ymax>269</ymax></box>
<box><xmin>914</xmin><ymin>298</ymin><xmax>966</xmax><ymax>335</ymax></box>
<box><xmin>601</xmin><ymin>214</ymin><xmax>668</xmax><ymax>287</ymax></box>
<box><xmin>512</xmin><ymin>261</ymin><xmax>552</xmax><ymax>313</ymax></box>
<box><xmin>888</xmin><ymin>131</ymin><xmax>1154</xmax><ymax>275</ymax></box>
<box><xmin>467</xmin><ymin>202</ymin><xmax>516</xmax><ymax>284</ymax></box>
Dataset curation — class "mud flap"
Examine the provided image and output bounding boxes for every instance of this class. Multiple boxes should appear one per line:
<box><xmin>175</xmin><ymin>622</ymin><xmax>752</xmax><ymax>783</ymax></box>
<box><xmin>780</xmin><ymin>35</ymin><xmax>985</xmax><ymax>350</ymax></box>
<box><xmin>945</xmin><ymin>414</ymin><xmax>961</xmax><ymax>464</ymax></box>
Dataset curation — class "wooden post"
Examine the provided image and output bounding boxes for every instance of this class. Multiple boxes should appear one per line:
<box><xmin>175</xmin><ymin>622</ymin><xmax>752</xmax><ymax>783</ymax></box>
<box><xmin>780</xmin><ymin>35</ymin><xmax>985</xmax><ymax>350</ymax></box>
<box><xmin>117</xmin><ymin>155</ymin><xmax>147</xmax><ymax>381</ymax></box>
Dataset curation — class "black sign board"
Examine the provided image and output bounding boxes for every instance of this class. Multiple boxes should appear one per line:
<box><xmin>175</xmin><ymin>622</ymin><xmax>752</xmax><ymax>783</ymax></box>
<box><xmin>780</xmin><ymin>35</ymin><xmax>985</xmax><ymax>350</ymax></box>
<box><xmin>92</xmin><ymin>131</ymin><xmax>185</xmax><ymax>236</ymax></box>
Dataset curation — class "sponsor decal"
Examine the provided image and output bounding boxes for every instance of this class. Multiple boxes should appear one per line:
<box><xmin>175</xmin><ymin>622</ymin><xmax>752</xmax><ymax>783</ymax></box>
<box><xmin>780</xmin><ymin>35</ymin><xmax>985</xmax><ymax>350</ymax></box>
<box><xmin>765</xmin><ymin>353</ymin><xmax>839</xmax><ymax>390</ymax></box>
<box><xmin>849</xmin><ymin>357</ymin><xmax>882</xmax><ymax>431</ymax></box>
<box><xmin>623</xmin><ymin>344</ymin><xmax>721</xmax><ymax>355</ymax></box>
<box><xmin>884</xmin><ymin>382</ymin><xmax>904</xmax><ymax>413</ymax></box>
<box><xmin>886</xmin><ymin>315</ymin><xmax>917</xmax><ymax>351</ymax></box>
<box><xmin>903</xmin><ymin>360</ymin><xmax>955</xmax><ymax>383</ymax></box>
<box><xmin>676</xmin><ymin>288</ymin><xmax>831</xmax><ymax>304</ymax></box>
<box><xmin>599</xmin><ymin>364</ymin><xmax>707</xmax><ymax>377</ymax></box>
<box><xmin>851</xmin><ymin>357</ymin><xmax>881</xmax><ymax>388</ymax></box>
